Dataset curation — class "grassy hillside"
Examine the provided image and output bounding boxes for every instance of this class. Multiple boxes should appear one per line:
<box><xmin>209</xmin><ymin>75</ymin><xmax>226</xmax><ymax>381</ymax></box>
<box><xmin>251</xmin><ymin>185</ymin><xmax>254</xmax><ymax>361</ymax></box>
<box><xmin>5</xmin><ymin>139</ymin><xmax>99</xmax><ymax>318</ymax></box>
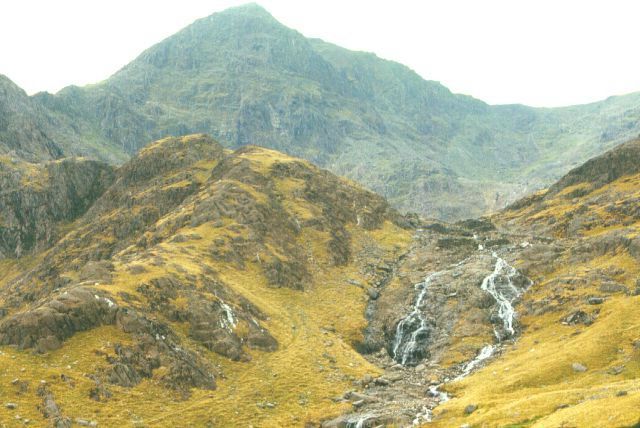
<box><xmin>3</xmin><ymin>134</ymin><xmax>640</xmax><ymax>426</ymax></box>
<box><xmin>0</xmin><ymin>134</ymin><xmax>412</xmax><ymax>426</ymax></box>
<box><xmin>430</xmin><ymin>139</ymin><xmax>640</xmax><ymax>427</ymax></box>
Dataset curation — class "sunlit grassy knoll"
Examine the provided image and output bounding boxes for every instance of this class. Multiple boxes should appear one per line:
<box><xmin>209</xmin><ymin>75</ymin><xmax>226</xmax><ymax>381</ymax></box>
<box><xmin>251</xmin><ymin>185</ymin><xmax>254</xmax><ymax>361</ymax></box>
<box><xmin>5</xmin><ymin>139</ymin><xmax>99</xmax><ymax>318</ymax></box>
<box><xmin>591</xmin><ymin>173</ymin><xmax>640</xmax><ymax>197</ymax></box>
<box><xmin>237</xmin><ymin>146</ymin><xmax>310</xmax><ymax>175</ymax></box>
<box><xmin>432</xmin><ymin>295</ymin><xmax>640</xmax><ymax>427</ymax></box>
<box><xmin>554</xmin><ymin>183</ymin><xmax>590</xmax><ymax>198</ymax></box>
<box><xmin>362</xmin><ymin>221</ymin><xmax>412</xmax><ymax>250</ymax></box>
<box><xmin>192</xmin><ymin>158</ymin><xmax>219</xmax><ymax>183</ymax></box>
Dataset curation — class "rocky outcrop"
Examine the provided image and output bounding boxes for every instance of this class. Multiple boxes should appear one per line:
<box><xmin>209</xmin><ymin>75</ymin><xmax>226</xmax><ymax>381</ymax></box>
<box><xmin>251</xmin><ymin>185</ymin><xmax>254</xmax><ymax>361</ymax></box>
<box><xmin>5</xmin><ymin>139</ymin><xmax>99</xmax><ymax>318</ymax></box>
<box><xmin>37</xmin><ymin>383</ymin><xmax>71</xmax><ymax>428</ymax></box>
<box><xmin>548</xmin><ymin>138</ymin><xmax>640</xmax><ymax>195</ymax></box>
<box><xmin>0</xmin><ymin>134</ymin><xmax>406</xmax><ymax>406</ymax></box>
<box><xmin>0</xmin><ymin>287</ymin><xmax>118</xmax><ymax>352</ymax></box>
<box><xmin>136</xmin><ymin>274</ymin><xmax>277</xmax><ymax>361</ymax></box>
<box><xmin>0</xmin><ymin>157</ymin><xmax>115</xmax><ymax>258</ymax></box>
<box><xmin>0</xmin><ymin>75</ymin><xmax>64</xmax><ymax>162</ymax></box>
<box><xmin>0</xmin><ymin>285</ymin><xmax>217</xmax><ymax>391</ymax></box>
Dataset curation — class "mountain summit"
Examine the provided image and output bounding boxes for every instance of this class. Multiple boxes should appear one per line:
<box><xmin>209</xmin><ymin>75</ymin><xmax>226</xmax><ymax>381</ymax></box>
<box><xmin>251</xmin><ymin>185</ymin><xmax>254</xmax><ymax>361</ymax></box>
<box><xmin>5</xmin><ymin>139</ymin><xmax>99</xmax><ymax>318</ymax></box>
<box><xmin>6</xmin><ymin>4</ymin><xmax>640</xmax><ymax>220</ymax></box>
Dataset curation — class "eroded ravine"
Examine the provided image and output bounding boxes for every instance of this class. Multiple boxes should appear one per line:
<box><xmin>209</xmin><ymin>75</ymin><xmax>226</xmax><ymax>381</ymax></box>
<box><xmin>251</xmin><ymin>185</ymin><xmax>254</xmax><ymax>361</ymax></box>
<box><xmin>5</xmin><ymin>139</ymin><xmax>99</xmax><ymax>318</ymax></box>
<box><xmin>323</xmin><ymin>224</ymin><xmax>534</xmax><ymax>427</ymax></box>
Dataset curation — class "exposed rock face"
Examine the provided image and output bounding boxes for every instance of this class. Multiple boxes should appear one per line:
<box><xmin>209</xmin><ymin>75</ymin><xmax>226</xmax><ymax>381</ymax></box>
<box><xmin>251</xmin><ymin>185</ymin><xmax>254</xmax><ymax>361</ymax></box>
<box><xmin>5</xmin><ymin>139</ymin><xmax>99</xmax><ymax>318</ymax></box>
<box><xmin>0</xmin><ymin>75</ymin><xmax>63</xmax><ymax>161</ymax></box>
<box><xmin>37</xmin><ymin>383</ymin><xmax>71</xmax><ymax>428</ymax></box>
<box><xmin>0</xmin><ymin>287</ymin><xmax>117</xmax><ymax>352</ymax></box>
<box><xmin>502</xmin><ymin>137</ymin><xmax>640</xmax><ymax>240</ymax></box>
<box><xmin>324</xmin><ymin>215</ymin><xmax>542</xmax><ymax>425</ymax></box>
<box><xmin>360</xmin><ymin>219</ymin><xmax>534</xmax><ymax>366</ymax></box>
<box><xmin>0</xmin><ymin>157</ymin><xmax>115</xmax><ymax>258</ymax></box>
<box><xmin>105</xmin><ymin>336</ymin><xmax>216</xmax><ymax>391</ymax></box>
<box><xmin>0</xmin><ymin>285</ymin><xmax>217</xmax><ymax>391</ymax></box>
<box><xmin>548</xmin><ymin>138</ymin><xmax>640</xmax><ymax>195</ymax></box>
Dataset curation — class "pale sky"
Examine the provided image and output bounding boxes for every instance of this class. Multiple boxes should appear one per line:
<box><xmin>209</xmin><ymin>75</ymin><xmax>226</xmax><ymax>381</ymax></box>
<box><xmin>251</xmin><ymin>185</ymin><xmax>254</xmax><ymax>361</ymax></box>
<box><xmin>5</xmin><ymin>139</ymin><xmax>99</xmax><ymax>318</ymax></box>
<box><xmin>1</xmin><ymin>0</ymin><xmax>639</xmax><ymax>107</ymax></box>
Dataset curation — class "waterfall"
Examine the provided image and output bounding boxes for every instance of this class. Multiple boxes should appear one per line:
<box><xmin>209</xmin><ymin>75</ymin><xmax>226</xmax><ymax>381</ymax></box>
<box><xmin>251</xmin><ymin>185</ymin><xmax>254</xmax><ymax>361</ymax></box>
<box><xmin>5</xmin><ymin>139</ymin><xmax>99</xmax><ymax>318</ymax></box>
<box><xmin>392</xmin><ymin>272</ymin><xmax>442</xmax><ymax>365</ymax></box>
<box><xmin>454</xmin><ymin>344</ymin><xmax>495</xmax><ymax>381</ymax></box>
<box><xmin>412</xmin><ymin>406</ymin><xmax>433</xmax><ymax>425</ymax></box>
<box><xmin>481</xmin><ymin>252</ymin><xmax>529</xmax><ymax>338</ymax></box>
<box><xmin>427</xmin><ymin>252</ymin><xmax>532</xmax><ymax>407</ymax></box>
<box><xmin>427</xmin><ymin>384</ymin><xmax>450</xmax><ymax>402</ymax></box>
<box><xmin>451</xmin><ymin>254</ymin><xmax>528</xmax><ymax>380</ymax></box>
<box><xmin>219</xmin><ymin>301</ymin><xmax>237</xmax><ymax>331</ymax></box>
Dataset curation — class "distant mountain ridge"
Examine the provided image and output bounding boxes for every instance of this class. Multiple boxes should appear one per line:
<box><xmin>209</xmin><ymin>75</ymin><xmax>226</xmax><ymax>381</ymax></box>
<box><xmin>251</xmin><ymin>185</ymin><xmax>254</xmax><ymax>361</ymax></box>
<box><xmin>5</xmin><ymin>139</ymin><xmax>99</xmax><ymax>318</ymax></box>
<box><xmin>3</xmin><ymin>3</ymin><xmax>640</xmax><ymax>219</ymax></box>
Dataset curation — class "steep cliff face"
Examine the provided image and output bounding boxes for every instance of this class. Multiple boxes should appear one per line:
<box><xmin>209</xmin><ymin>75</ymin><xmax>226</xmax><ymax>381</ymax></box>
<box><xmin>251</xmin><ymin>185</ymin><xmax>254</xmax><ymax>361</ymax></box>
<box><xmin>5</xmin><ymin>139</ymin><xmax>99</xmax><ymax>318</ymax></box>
<box><xmin>0</xmin><ymin>75</ymin><xmax>63</xmax><ymax>161</ymax></box>
<box><xmin>0</xmin><ymin>74</ymin><xmax>129</xmax><ymax>164</ymax></box>
<box><xmin>0</xmin><ymin>156</ymin><xmax>115</xmax><ymax>258</ymax></box>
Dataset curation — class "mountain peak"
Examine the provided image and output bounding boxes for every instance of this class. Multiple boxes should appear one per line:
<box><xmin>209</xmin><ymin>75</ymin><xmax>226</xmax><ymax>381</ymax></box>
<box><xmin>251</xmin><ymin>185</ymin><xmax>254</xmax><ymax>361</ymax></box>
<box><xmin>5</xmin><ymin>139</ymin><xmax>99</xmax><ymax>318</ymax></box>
<box><xmin>217</xmin><ymin>2</ymin><xmax>273</xmax><ymax>17</ymax></box>
<box><xmin>0</xmin><ymin>74</ymin><xmax>27</xmax><ymax>97</ymax></box>
<box><xmin>202</xmin><ymin>2</ymin><xmax>280</xmax><ymax>29</ymax></box>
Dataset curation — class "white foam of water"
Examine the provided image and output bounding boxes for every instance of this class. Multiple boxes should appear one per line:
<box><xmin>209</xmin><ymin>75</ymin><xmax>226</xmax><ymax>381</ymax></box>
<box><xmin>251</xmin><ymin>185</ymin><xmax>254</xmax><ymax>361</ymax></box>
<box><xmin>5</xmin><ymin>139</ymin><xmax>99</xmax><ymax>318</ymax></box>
<box><xmin>346</xmin><ymin>414</ymin><xmax>373</xmax><ymax>428</ymax></box>
<box><xmin>392</xmin><ymin>272</ymin><xmax>442</xmax><ymax>365</ymax></box>
<box><xmin>480</xmin><ymin>253</ymin><xmax>522</xmax><ymax>336</ymax></box>
<box><xmin>424</xmin><ymin>252</ymin><xmax>532</xmax><ymax>421</ymax></box>
<box><xmin>455</xmin><ymin>344</ymin><xmax>495</xmax><ymax>381</ymax></box>
<box><xmin>219</xmin><ymin>301</ymin><xmax>237</xmax><ymax>331</ymax></box>
<box><xmin>428</xmin><ymin>384</ymin><xmax>450</xmax><ymax>402</ymax></box>
<box><xmin>413</xmin><ymin>406</ymin><xmax>433</xmax><ymax>425</ymax></box>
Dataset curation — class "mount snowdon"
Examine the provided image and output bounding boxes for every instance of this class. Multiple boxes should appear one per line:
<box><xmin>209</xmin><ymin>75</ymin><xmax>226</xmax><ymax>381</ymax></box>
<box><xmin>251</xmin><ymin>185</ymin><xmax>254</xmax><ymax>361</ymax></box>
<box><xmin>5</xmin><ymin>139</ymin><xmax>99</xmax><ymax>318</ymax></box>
<box><xmin>3</xmin><ymin>3</ymin><xmax>640</xmax><ymax>219</ymax></box>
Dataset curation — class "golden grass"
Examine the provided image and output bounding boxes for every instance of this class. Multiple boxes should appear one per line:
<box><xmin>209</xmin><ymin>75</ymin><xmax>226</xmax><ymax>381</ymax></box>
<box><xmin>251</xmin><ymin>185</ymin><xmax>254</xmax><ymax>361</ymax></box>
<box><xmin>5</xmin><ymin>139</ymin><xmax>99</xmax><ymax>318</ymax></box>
<box><xmin>0</xmin><ymin>139</ymin><xmax>415</xmax><ymax>426</ymax></box>
<box><xmin>432</xmin><ymin>173</ymin><xmax>640</xmax><ymax>427</ymax></box>
<box><xmin>432</xmin><ymin>297</ymin><xmax>640</xmax><ymax>427</ymax></box>
<box><xmin>1</xmin><ymin>214</ymin><xmax>408</xmax><ymax>426</ymax></box>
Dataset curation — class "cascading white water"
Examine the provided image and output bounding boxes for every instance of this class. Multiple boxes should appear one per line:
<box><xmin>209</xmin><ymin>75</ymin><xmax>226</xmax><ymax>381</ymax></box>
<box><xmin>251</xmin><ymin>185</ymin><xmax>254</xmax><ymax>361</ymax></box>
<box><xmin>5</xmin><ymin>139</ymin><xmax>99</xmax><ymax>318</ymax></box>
<box><xmin>392</xmin><ymin>272</ymin><xmax>442</xmax><ymax>365</ymax></box>
<box><xmin>219</xmin><ymin>301</ymin><xmax>237</xmax><ymax>331</ymax></box>
<box><xmin>427</xmin><ymin>252</ymin><xmax>532</xmax><ymax>407</ymax></box>
<box><xmin>427</xmin><ymin>384</ymin><xmax>449</xmax><ymax>402</ymax></box>
<box><xmin>454</xmin><ymin>344</ymin><xmax>495</xmax><ymax>381</ymax></box>
<box><xmin>450</xmin><ymin>253</ymin><xmax>528</xmax><ymax>380</ymax></box>
<box><xmin>412</xmin><ymin>406</ymin><xmax>434</xmax><ymax>425</ymax></box>
<box><xmin>346</xmin><ymin>414</ymin><xmax>372</xmax><ymax>428</ymax></box>
<box><xmin>480</xmin><ymin>252</ymin><xmax>524</xmax><ymax>337</ymax></box>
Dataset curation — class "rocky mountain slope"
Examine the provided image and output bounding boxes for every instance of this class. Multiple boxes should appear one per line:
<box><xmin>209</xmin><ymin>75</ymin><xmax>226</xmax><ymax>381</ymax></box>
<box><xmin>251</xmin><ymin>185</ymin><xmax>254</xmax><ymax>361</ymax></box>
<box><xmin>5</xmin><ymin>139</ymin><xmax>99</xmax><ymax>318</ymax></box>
<box><xmin>1</xmin><ymin>134</ymin><xmax>640</xmax><ymax>427</ymax></box>
<box><xmin>307</xmin><ymin>139</ymin><xmax>640</xmax><ymax>428</ymax></box>
<box><xmin>0</xmin><ymin>155</ymin><xmax>114</xmax><ymax>259</ymax></box>
<box><xmin>0</xmin><ymin>75</ymin><xmax>127</xmax><ymax>164</ymax></box>
<box><xmin>0</xmin><ymin>75</ymin><xmax>63</xmax><ymax>162</ymax></box>
<box><xmin>4</xmin><ymin>4</ymin><xmax>640</xmax><ymax>220</ymax></box>
<box><xmin>0</xmin><ymin>134</ymin><xmax>414</xmax><ymax>426</ymax></box>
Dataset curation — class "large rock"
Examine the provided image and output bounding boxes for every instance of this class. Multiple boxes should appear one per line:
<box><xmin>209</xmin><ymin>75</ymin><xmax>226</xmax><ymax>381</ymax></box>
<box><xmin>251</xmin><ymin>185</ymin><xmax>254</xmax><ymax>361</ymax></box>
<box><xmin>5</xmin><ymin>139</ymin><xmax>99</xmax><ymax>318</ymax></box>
<box><xmin>0</xmin><ymin>287</ymin><xmax>118</xmax><ymax>352</ymax></box>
